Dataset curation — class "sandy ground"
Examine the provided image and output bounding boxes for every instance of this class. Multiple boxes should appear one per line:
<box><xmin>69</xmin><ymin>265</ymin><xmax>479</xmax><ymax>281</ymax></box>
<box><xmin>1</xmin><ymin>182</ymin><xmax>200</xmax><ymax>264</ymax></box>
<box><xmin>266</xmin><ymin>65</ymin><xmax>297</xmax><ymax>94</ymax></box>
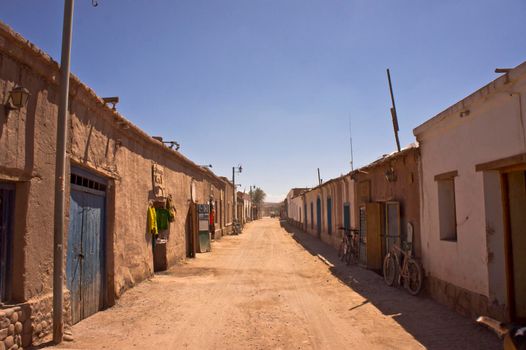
<box><xmin>48</xmin><ymin>218</ymin><xmax>499</xmax><ymax>350</ymax></box>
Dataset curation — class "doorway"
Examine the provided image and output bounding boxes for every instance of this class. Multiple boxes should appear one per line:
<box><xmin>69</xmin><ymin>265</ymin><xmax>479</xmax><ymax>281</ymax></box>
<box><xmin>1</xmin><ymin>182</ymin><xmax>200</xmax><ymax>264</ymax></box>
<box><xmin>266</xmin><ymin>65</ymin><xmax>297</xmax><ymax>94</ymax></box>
<box><xmin>67</xmin><ymin>169</ymin><xmax>107</xmax><ymax>323</ymax></box>
<box><xmin>316</xmin><ymin>197</ymin><xmax>322</xmax><ymax>237</ymax></box>
<box><xmin>304</xmin><ymin>203</ymin><xmax>307</xmax><ymax>230</ymax></box>
<box><xmin>503</xmin><ymin>170</ymin><xmax>526</xmax><ymax>321</ymax></box>
<box><xmin>343</xmin><ymin>203</ymin><xmax>350</xmax><ymax>231</ymax></box>
<box><xmin>0</xmin><ymin>184</ymin><xmax>14</xmax><ymax>302</ymax></box>
<box><xmin>186</xmin><ymin>203</ymin><xmax>197</xmax><ymax>258</ymax></box>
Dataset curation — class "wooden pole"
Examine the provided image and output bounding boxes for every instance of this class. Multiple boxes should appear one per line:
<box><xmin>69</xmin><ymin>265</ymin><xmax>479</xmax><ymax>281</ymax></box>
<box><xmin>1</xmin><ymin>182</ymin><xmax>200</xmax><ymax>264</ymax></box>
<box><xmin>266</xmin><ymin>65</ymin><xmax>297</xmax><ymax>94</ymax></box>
<box><xmin>387</xmin><ymin>68</ymin><xmax>401</xmax><ymax>152</ymax></box>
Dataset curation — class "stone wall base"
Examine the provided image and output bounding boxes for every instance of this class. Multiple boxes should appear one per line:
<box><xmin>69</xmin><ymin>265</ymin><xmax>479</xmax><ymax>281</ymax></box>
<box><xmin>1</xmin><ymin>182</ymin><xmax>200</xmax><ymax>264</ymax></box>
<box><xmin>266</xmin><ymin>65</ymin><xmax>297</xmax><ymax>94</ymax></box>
<box><xmin>0</xmin><ymin>305</ymin><xmax>27</xmax><ymax>349</ymax></box>
<box><xmin>0</xmin><ymin>291</ymin><xmax>72</xmax><ymax>349</ymax></box>
<box><xmin>426</xmin><ymin>275</ymin><xmax>508</xmax><ymax>321</ymax></box>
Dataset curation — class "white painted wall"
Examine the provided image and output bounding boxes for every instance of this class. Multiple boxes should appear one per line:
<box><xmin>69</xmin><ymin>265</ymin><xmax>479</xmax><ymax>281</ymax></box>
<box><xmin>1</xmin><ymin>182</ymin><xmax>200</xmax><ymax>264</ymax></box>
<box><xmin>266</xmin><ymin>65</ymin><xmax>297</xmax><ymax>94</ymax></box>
<box><xmin>414</xmin><ymin>62</ymin><xmax>526</xmax><ymax>299</ymax></box>
<box><xmin>286</xmin><ymin>189</ymin><xmax>304</xmax><ymax>223</ymax></box>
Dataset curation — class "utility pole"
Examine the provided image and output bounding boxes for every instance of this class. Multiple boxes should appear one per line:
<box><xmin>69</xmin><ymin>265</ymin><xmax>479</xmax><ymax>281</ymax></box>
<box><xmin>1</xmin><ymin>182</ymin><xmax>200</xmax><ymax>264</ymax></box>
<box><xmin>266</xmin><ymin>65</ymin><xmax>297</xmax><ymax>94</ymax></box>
<box><xmin>53</xmin><ymin>0</ymin><xmax>74</xmax><ymax>344</ymax></box>
<box><xmin>387</xmin><ymin>68</ymin><xmax>401</xmax><ymax>152</ymax></box>
<box><xmin>317</xmin><ymin>168</ymin><xmax>321</xmax><ymax>185</ymax></box>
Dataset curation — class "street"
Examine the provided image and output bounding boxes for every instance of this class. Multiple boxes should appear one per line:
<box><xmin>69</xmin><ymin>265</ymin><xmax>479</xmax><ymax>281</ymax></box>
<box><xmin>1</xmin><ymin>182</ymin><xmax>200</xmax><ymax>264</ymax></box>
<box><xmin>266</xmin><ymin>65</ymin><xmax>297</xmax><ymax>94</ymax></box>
<box><xmin>51</xmin><ymin>218</ymin><xmax>499</xmax><ymax>350</ymax></box>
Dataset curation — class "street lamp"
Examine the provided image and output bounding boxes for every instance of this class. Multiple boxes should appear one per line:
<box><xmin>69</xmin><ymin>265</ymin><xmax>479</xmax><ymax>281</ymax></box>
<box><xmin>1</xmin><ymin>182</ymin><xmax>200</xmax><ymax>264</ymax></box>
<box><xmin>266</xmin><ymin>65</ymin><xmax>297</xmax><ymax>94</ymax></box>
<box><xmin>3</xmin><ymin>86</ymin><xmax>30</xmax><ymax>118</ymax></box>
<box><xmin>249</xmin><ymin>185</ymin><xmax>256</xmax><ymax>220</ymax></box>
<box><xmin>232</xmin><ymin>165</ymin><xmax>242</xmax><ymax>224</ymax></box>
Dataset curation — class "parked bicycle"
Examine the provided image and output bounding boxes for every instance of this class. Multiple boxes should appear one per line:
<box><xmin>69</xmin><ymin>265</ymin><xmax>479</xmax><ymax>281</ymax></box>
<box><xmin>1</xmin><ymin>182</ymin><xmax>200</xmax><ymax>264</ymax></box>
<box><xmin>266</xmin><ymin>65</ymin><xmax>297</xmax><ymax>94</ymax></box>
<box><xmin>383</xmin><ymin>240</ymin><xmax>423</xmax><ymax>295</ymax></box>
<box><xmin>232</xmin><ymin>219</ymin><xmax>242</xmax><ymax>235</ymax></box>
<box><xmin>338</xmin><ymin>227</ymin><xmax>360</xmax><ymax>265</ymax></box>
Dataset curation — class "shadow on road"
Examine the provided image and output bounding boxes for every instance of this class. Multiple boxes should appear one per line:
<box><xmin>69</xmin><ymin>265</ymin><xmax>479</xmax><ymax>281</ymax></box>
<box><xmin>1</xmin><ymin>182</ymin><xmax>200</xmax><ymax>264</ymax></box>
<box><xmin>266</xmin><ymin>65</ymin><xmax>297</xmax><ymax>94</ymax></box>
<box><xmin>280</xmin><ymin>221</ymin><xmax>500</xmax><ymax>350</ymax></box>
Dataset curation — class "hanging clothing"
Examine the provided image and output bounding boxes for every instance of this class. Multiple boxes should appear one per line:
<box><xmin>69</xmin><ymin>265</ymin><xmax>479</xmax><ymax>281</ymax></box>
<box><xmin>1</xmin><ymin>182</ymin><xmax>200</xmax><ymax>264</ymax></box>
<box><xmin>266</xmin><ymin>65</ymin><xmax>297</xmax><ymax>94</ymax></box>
<box><xmin>156</xmin><ymin>208</ymin><xmax>170</xmax><ymax>231</ymax></box>
<box><xmin>209</xmin><ymin>208</ymin><xmax>215</xmax><ymax>226</ymax></box>
<box><xmin>166</xmin><ymin>196</ymin><xmax>176</xmax><ymax>222</ymax></box>
<box><xmin>148</xmin><ymin>206</ymin><xmax>158</xmax><ymax>236</ymax></box>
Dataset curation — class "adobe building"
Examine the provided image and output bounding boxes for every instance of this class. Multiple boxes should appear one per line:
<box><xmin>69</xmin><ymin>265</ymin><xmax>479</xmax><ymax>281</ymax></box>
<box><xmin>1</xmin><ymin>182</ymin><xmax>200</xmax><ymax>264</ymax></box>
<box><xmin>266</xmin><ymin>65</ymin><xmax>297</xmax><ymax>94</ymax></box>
<box><xmin>302</xmin><ymin>176</ymin><xmax>354</xmax><ymax>251</ymax></box>
<box><xmin>414</xmin><ymin>61</ymin><xmax>526</xmax><ymax>322</ymax></box>
<box><xmin>350</xmin><ymin>145</ymin><xmax>421</xmax><ymax>271</ymax></box>
<box><xmin>0</xmin><ymin>22</ymin><xmax>234</xmax><ymax>347</ymax></box>
<box><xmin>285</xmin><ymin>188</ymin><xmax>309</xmax><ymax>228</ymax></box>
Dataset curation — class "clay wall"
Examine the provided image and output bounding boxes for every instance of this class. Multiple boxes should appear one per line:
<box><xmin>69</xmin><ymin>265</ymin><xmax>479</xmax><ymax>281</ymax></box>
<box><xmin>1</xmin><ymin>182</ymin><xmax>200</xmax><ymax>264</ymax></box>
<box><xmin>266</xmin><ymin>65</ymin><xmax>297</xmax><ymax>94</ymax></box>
<box><xmin>0</xmin><ymin>22</ymin><xmax>232</xmax><ymax>344</ymax></box>
<box><xmin>352</xmin><ymin>147</ymin><xmax>422</xmax><ymax>259</ymax></box>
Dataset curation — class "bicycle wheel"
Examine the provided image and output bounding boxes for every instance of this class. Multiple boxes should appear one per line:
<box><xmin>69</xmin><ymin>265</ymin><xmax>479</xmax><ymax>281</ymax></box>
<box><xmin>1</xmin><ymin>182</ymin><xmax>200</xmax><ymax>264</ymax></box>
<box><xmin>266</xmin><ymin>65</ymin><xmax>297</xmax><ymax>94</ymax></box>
<box><xmin>338</xmin><ymin>241</ymin><xmax>345</xmax><ymax>260</ymax></box>
<box><xmin>383</xmin><ymin>253</ymin><xmax>397</xmax><ymax>286</ymax></box>
<box><xmin>405</xmin><ymin>259</ymin><xmax>423</xmax><ymax>295</ymax></box>
<box><xmin>346</xmin><ymin>242</ymin><xmax>358</xmax><ymax>265</ymax></box>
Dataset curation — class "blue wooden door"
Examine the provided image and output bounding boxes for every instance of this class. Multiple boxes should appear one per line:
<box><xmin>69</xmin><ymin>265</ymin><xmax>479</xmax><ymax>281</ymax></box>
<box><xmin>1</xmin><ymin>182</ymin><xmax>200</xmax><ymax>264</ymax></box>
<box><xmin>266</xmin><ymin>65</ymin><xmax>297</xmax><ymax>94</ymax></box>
<box><xmin>304</xmin><ymin>203</ymin><xmax>307</xmax><ymax>229</ymax></box>
<box><xmin>67</xmin><ymin>187</ymin><xmax>105</xmax><ymax>323</ymax></box>
<box><xmin>316</xmin><ymin>197</ymin><xmax>322</xmax><ymax>236</ymax></box>
<box><xmin>310</xmin><ymin>202</ymin><xmax>314</xmax><ymax>230</ymax></box>
<box><xmin>327</xmin><ymin>198</ymin><xmax>332</xmax><ymax>235</ymax></box>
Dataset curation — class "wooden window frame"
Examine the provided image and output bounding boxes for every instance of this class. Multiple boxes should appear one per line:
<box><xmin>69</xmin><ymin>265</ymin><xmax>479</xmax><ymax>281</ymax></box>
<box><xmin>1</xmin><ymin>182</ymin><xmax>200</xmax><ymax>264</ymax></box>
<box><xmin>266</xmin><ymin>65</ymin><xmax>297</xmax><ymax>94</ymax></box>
<box><xmin>435</xmin><ymin>171</ymin><xmax>458</xmax><ymax>242</ymax></box>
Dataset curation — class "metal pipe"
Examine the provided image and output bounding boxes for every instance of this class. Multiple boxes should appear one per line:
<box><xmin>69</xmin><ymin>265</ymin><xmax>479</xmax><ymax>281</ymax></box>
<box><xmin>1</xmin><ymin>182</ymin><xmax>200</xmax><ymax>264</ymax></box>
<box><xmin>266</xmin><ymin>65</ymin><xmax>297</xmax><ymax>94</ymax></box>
<box><xmin>53</xmin><ymin>0</ymin><xmax>74</xmax><ymax>344</ymax></box>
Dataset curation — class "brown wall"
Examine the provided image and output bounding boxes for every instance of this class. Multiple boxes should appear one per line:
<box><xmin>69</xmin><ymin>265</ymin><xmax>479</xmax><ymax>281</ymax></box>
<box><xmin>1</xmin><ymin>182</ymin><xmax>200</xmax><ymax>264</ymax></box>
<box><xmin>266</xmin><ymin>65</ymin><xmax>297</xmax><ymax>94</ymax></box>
<box><xmin>302</xmin><ymin>177</ymin><xmax>347</xmax><ymax>251</ymax></box>
<box><xmin>0</xmin><ymin>21</ymin><xmax>234</xmax><ymax>337</ymax></box>
<box><xmin>352</xmin><ymin>147</ymin><xmax>421</xmax><ymax>258</ymax></box>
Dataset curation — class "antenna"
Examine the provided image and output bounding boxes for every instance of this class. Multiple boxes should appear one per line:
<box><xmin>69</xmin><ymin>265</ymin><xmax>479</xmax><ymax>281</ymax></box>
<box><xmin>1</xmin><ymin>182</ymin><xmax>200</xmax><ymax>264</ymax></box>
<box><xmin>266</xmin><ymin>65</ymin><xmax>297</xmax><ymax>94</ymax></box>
<box><xmin>349</xmin><ymin>115</ymin><xmax>354</xmax><ymax>171</ymax></box>
<box><xmin>387</xmin><ymin>68</ymin><xmax>401</xmax><ymax>152</ymax></box>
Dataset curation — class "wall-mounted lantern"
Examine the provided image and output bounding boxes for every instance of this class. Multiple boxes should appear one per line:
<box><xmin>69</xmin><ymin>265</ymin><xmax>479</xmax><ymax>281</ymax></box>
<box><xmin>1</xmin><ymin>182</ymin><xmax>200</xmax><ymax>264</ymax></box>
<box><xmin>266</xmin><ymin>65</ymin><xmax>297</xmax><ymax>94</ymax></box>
<box><xmin>4</xmin><ymin>86</ymin><xmax>30</xmax><ymax>118</ymax></box>
<box><xmin>385</xmin><ymin>167</ymin><xmax>397</xmax><ymax>182</ymax></box>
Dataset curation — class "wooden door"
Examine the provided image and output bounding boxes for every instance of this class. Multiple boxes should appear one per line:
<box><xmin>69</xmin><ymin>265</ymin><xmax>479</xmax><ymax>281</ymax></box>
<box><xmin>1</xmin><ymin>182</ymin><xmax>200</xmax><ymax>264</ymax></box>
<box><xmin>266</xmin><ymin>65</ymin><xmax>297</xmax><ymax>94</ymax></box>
<box><xmin>67</xmin><ymin>186</ymin><xmax>105</xmax><ymax>323</ymax></box>
<box><xmin>316</xmin><ymin>197</ymin><xmax>322</xmax><ymax>236</ymax></box>
<box><xmin>504</xmin><ymin>171</ymin><xmax>526</xmax><ymax>321</ymax></box>
<box><xmin>304</xmin><ymin>203</ymin><xmax>307</xmax><ymax>230</ymax></box>
<box><xmin>385</xmin><ymin>202</ymin><xmax>400</xmax><ymax>257</ymax></box>
<box><xmin>365</xmin><ymin>202</ymin><xmax>384</xmax><ymax>270</ymax></box>
<box><xmin>359</xmin><ymin>206</ymin><xmax>367</xmax><ymax>266</ymax></box>
<box><xmin>327</xmin><ymin>198</ymin><xmax>332</xmax><ymax>235</ymax></box>
<box><xmin>0</xmin><ymin>185</ymin><xmax>14</xmax><ymax>302</ymax></box>
<box><xmin>343</xmin><ymin>204</ymin><xmax>350</xmax><ymax>231</ymax></box>
<box><xmin>186</xmin><ymin>204</ymin><xmax>197</xmax><ymax>258</ymax></box>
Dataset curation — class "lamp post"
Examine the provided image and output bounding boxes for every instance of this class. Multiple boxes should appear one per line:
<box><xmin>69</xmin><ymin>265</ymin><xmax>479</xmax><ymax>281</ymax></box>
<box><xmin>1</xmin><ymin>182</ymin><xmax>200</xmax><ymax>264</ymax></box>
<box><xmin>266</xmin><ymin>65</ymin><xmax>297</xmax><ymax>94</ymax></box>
<box><xmin>249</xmin><ymin>185</ymin><xmax>256</xmax><ymax>220</ymax></box>
<box><xmin>232</xmin><ymin>165</ymin><xmax>242</xmax><ymax>224</ymax></box>
<box><xmin>53</xmin><ymin>0</ymin><xmax>74</xmax><ymax>344</ymax></box>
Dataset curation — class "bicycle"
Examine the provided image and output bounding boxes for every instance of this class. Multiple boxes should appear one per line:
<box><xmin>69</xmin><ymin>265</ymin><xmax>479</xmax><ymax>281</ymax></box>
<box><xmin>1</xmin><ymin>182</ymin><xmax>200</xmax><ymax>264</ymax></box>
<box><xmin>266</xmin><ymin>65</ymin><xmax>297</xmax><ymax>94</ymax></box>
<box><xmin>338</xmin><ymin>227</ymin><xmax>359</xmax><ymax>265</ymax></box>
<box><xmin>232</xmin><ymin>219</ymin><xmax>242</xmax><ymax>235</ymax></box>
<box><xmin>383</xmin><ymin>240</ymin><xmax>423</xmax><ymax>295</ymax></box>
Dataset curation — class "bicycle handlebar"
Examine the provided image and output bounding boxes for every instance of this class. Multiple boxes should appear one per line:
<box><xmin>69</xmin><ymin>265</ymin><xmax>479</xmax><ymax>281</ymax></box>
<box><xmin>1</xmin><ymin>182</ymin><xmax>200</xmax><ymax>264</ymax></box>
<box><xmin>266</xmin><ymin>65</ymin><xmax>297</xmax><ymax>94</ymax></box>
<box><xmin>338</xmin><ymin>227</ymin><xmax>359</xmax><ymax>233</ymax></box>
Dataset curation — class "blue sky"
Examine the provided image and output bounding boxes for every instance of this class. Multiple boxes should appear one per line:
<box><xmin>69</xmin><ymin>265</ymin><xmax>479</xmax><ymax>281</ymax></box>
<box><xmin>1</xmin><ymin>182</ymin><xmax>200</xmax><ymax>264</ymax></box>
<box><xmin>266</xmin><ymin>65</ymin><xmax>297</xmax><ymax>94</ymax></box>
<box><xmin>2</xmin><ymin>0</ymin><xmax>525</xmax><ymax>201</ymax></box>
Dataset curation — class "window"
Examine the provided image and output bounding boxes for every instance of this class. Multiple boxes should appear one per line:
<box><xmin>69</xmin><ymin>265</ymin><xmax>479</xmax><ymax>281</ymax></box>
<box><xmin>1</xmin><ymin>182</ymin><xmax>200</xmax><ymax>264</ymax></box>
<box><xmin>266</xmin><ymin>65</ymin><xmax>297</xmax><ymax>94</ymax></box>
<box><xmin>436</xmin><ymin>171</ymin><xmax>458</xmax><ymax>241</ymax></box>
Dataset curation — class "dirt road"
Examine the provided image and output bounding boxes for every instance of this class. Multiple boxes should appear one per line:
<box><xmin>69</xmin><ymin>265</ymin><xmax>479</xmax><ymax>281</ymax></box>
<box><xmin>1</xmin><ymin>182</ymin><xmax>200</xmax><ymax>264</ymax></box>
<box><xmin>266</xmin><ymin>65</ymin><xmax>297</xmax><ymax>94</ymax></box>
<box><xmin>51</xmin><ymin>218</ymin><xmax>498</xmax><ymax>349</ymax></box>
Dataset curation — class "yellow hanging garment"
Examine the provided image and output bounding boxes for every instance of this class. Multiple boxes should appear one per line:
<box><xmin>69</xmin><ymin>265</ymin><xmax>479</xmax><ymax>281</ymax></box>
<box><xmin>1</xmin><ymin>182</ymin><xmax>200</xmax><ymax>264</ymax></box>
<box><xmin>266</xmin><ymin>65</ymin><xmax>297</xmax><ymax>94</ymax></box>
<box><xmin>148</xmin><ymin>206</ymin><xmax>158</xmax><ymax>236</ymax></box>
